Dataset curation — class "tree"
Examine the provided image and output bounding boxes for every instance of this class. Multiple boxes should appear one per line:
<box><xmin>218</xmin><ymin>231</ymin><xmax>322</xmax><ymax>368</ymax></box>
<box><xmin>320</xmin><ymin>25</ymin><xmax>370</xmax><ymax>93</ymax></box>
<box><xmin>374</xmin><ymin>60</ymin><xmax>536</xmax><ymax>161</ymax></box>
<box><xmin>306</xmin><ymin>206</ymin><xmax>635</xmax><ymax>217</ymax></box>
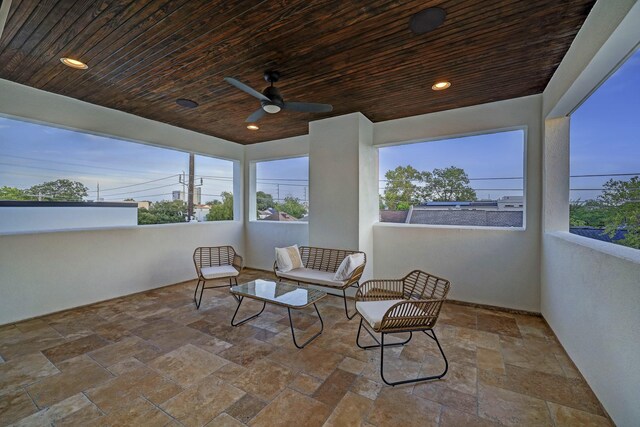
<box><xmin>207</xmin><ymin>192</ymin><xmax>234</xmax><ymax>221</ymax></box>
<box><xmin>569</xmin><ymin>200</ymin><xmax>612</xmax><ymax>227</ymax></box>
<box><xmin>28</xmin><ymin>179</ymin><xmax>88</xmax><ymax>201</ymax></box>
<box><xmin>599</xmin><ymin>176</ymin><xmax>640</xmax><ymax>249</ymax></box>
<box><xmin>276</xmin><ymin>196</ymin><xmax>307</xmax><ymax>219</ymax></box>
<box><xmin>257</xmin><ymin>191</ymin><xmax>275</xmax><ymax>211</ymax></box>
<box><xmin>0</xmin><ymin>186</ymin><xmax>33</xmax><ymax>200</ymax></box>
<box><xmin>138</xmin><ymin>200</ymin><xmax>186</xmax><ymax>224</ymax></box>
<box><xmin>383</xmin><ymin>165</ymin><xmax>422</xmax><ymax>210</ymax></box>
<box><xmin>427</xmin><ymin>167</ymin><xmax>477</xmax><ymax>202</ymax></box>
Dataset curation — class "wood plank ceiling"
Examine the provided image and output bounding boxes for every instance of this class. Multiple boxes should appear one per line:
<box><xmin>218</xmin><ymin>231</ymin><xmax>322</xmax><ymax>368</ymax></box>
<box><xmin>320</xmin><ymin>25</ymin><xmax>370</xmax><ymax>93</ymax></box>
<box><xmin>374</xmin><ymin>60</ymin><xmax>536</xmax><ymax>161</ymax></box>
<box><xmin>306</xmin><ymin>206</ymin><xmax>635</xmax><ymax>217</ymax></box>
<box><xmin>0</xmin><ymin>0</ymin><xmax>595</xmax><ymax>144</ymax></box>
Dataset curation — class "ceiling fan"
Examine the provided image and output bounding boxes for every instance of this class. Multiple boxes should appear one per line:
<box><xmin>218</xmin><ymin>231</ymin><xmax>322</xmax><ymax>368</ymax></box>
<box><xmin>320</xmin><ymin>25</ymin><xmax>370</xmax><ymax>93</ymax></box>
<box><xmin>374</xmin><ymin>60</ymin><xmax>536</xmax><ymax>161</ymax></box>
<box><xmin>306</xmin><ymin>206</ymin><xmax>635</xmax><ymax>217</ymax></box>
<box><xmin>224</xmin><ymin>70</ymin><xmax>333</xmax><ymax>123</ymax></box>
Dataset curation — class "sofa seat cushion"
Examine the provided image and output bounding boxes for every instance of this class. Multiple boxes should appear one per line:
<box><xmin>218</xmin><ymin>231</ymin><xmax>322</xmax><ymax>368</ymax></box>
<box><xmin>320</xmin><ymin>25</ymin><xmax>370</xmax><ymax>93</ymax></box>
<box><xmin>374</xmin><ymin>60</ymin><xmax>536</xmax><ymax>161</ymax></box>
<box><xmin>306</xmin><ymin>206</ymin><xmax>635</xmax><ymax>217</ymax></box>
<box><xmin>201</xmin><ymin>265</ymin><xmax>239</xmax><ymax>279</ymax></box>
<box><xmin>276</xmin><ymin>267</ymin><xmax>347</xmax><ymax>288</ymax></box>
<box><xmin>356</xmin><ymin>299</ymin><xmax>406</xmax><ymax>329</ymax></box>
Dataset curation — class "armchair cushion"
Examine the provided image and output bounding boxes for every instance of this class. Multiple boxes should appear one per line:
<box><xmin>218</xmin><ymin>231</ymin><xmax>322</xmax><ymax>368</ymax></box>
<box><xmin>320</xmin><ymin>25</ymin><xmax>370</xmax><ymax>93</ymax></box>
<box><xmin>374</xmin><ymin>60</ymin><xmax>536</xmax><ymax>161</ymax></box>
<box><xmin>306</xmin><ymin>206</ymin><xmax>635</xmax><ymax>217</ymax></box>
<box><xmin>333</xmin><ymin>253</ymin><xmax>366</xmax><ymax>281</ymax></box>
<box><xmin>201</xmin><ymin>265</ymin><xmax>239</xmax><ymax>279</ymax></box>
<box><xmin>356</xmin><ymin>299</ymin><xmax>405</xmax><ymax>329</ymax></box>
<box><xmin>276</xmin><ymin>267</ymin><xmax>346</xmax><ymax>288</ymax></box>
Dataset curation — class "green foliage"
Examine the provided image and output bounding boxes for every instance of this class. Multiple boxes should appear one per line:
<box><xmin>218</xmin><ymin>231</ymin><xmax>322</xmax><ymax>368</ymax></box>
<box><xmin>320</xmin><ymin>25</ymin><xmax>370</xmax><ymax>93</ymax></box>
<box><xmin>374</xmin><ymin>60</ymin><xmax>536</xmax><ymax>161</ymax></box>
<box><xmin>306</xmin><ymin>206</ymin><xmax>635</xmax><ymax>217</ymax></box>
<box><xmin>257</xmin><ymin>191</ymin><xmax>275</xmax><ymax>211</ymax></box>
<box><xmin>382</xmin><ymin>165</ymin><xmax>422</xmax><ymax>210</ymax></box>
<box><xmin>0</xmin><ymin>186</ymin><xmax>33</xmax><ymax>200</ymax></box>
<box><xmin>276</xmin><ymin>196</ymin><xmax>307</xmax><ymax>219</ymax></box>
<box><xmin>599</xmin><ymin>176</ymin><xmax>640</xmax><ymax>249</ymax></box>
<box><xmin>207</xmin><ymin>192</ymin><xmax>234</xmax><ymax>221</ymax></box>
<box><xmin>569</xmin><ymin>200</ymin><xmax>612</xmax><ymax>227</ymax></box>
<box><xmin>138</xmin><ymin>200</ymin><xmax>186</xmax><ymax>225</ymax></box>
<box><xmin>428</xmin><ymin>167</ymin><xmax>477</xmax><ymax>202</ymax></box>
<box><xmin>382</xmin><ymin>165</ymin><xmax>476</xmax><ymax>210</ymax></box>
<box><xmin>28</xmin><ymin>179</ymin><xmax>88</xmax><ymax>201</ymax></box>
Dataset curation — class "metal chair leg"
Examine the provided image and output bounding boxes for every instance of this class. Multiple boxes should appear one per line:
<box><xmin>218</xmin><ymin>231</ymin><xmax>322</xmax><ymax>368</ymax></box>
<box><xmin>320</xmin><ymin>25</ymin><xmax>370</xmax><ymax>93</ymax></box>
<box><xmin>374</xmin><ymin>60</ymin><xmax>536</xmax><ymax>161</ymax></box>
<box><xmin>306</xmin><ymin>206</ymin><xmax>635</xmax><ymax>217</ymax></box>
<box><xmin>288</xmin><ymin>303</ymin><xmax>324</xmax><ymax>349</ymax></box>
<box><xmin>355</xmin><ymin>318</ymin><xmax>412</xmax><ymax>349</ymax></box>
<box><xmin>378</xmin><ymin>329</ymin><xmax>448</xmax><ymax>386</ymax></box>
<box><xmin>193</xmin><ymin>278</ymin><xmax>203</xmax><ymax>307</ymax></box>
<box><xmin>343</xmin><ymin>287</ymin><xmax>359</xmax><ymax>320</ymax></box>
<box><xmin>231</xmin><ymin>296</ymin><xmax>266</xmax><ymax>326</ymax></box>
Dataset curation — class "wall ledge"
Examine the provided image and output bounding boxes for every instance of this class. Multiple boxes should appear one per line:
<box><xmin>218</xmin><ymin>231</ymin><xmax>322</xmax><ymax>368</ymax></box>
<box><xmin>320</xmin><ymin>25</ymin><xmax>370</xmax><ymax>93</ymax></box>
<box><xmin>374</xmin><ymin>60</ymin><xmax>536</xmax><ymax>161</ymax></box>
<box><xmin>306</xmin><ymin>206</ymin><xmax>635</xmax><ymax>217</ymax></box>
<box><xmin>546</xmin><ymin>231</ymin><xmax>640</xmax><ymax>264</ymax></box>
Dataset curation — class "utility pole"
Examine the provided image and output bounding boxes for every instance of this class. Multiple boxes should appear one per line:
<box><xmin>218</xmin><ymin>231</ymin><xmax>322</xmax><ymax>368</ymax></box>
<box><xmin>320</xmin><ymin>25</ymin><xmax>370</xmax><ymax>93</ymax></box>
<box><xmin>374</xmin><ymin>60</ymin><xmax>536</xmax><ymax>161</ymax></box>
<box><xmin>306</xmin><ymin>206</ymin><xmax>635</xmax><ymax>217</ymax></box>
<box><xmin>97</xmin><ymin>182</ymin><xmax>100</xmax><ymax>202</ymax></box>
<box><xmin>187</xmin><ymin>153</ymin><xmax>195</xmax><ymax>221</ymax></box>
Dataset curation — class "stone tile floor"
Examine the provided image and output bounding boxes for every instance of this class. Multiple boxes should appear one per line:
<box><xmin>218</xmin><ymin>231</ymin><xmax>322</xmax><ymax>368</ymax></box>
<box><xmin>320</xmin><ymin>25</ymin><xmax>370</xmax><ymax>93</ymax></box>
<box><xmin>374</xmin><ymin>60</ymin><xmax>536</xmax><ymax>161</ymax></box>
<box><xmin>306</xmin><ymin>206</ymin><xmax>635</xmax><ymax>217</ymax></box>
<box><xmin>0</xmin><ymin>269</ymin><xmax>612</xmax><ymax>426</ymax></box>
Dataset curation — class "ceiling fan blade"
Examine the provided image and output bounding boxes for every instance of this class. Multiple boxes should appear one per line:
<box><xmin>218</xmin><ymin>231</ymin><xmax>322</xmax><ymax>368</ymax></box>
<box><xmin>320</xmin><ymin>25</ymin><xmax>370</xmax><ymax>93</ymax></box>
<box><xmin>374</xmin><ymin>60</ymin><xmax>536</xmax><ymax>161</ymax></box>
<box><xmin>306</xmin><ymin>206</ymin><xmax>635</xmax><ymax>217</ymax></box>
<box><xmin>283</xmin><ymin>102</ymin><xmax>333</xmax><ymax>113</ymax></box>
<box><xmin>224</xmin><ymin>77</ymin><xmax>270</xmax><ymax>102</ymax></box>
<box><xmin>245</xmin><ymin>107</ymin><xmax>266</xmax><ymax>123</ymax></box>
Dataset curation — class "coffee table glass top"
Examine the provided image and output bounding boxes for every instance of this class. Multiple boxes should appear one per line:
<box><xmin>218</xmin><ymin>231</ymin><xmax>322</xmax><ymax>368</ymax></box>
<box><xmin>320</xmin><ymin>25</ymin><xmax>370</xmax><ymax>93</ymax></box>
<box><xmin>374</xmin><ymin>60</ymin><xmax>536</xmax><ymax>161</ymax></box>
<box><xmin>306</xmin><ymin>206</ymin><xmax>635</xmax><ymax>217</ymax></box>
<box><xmin>230</xmin><ymin>279</ymin><xmax>326</xmax><ymax>308</ymax></box>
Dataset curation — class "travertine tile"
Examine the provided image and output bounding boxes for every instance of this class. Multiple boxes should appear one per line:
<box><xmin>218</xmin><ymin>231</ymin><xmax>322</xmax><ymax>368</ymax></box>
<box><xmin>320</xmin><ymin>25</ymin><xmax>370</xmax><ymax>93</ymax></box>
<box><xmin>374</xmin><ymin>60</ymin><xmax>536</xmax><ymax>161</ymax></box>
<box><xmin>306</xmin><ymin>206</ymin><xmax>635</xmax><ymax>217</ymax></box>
<box><xmin>313</xmin><ymin>368</ymin><xmax>357</xmax><ymax>407</ymax></box>
<box><xmin>161</xmin><ymin>375</ymin><xmax>245</xmax><ymax>427</ymax></box>
<box><xmin>0</xmin><ymin>352</ymin><xmax>59</xmax><ymax>393</ymax></box>
<box><xmin>477</xmin><ymin>347</ymin><xmax>505</xmax><ymax>374</ymax></box>
<box><xmin>547</xmin><ymin>402</ymin><xmax>612</xmax><ymax>427</ymax></box>
<box><xmin>368</xmin><ymin>388</ymin><xmax>441</xmax><ymax>427</ymax></box>
<box><xmin>230</xmin><ymin>358</ymin><xmax>297</xmax><ymax>401</ymax></box>
<box><xmin>10</xmin><ymin>393</ymin><xmax>99</xmax><ymax>427</ymax></box>
<box><xmin>224</xmin><ymin>393</ymin><xmax>266</xmax><ymax>424</ymax></box>
<box><xmin>0</xmin><ymin>271</ymin><xmax>609</xmax><ymax>426</ymax></box>
<box><xmin>42</xmin><ymin>333</ymin><xmax>110</xmax><ymax>364</ymax></box>
<box><xmin>249</xmin><ymin>388</ymin><xmax>331</xmax><ymax>427</ymax></box>
<box><xmin>290</xmin><ymin>372</ymin><xmax>323</xmax><ymax>395</ymax></box>
<box><xmin>323</xmin><ymin>391</ymin><xmax>373</xmax><ymax>427</ymax></box>
<box><xmin>350</xmin><ymin>376</ymin><xmax>382</xmax><ymax>400</ymax></box>
<box><xmin>0</xmin><ymin>389</ymin><xmax>38</xmax><ymax>426</ymax></box>
<box><xmin>149</xmin><ymin>343</ymin><xmax>228</xmax><ymax>387</ymax></box>
<box><xmin>478</xmin><ymin>384</ymin><xmax>553</xmax><ymax>426</ymax></box>
<box><xmin>26</xmin><ymin>355</ymin><xmax>113</xmax><ymax>407</ymax></box>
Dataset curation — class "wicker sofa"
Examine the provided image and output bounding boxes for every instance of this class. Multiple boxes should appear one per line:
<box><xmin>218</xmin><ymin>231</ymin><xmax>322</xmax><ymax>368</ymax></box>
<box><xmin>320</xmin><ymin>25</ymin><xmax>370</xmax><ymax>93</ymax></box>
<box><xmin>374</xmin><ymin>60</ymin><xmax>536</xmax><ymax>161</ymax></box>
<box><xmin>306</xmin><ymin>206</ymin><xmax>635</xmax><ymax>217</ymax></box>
<box><xmin>273</xmin><ymin>246</ymin><xmax>366</xmax><ymax>319</ymax></box>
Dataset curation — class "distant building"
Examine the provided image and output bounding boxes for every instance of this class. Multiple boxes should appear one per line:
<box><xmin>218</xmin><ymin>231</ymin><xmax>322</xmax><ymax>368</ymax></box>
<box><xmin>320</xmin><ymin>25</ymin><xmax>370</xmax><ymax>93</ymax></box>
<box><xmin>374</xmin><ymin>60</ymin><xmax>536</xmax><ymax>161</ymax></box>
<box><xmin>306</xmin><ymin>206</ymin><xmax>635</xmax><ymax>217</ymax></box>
<box><xmin>137</xmin><ymin>201</ymin><xmax>151</xmax><ymax>210</ymax></box>
<box><xmin>172</xmin><ymin>188</ymin><xmax>201</xmax><ymax>205</ymax></box>
<box><xmin>262</xmin><ymin>210</ymin><xmax>299</xmax><ymax>221</ymax></box>
<box><xmin>569</xmin><ymin>226</ymin><xmax>627</xmax><ymax>243</ymax></box>
<box><xmin>380</xmin><ymin>196</ymin><xmax>525</xmax><ymax>227</ymax></box>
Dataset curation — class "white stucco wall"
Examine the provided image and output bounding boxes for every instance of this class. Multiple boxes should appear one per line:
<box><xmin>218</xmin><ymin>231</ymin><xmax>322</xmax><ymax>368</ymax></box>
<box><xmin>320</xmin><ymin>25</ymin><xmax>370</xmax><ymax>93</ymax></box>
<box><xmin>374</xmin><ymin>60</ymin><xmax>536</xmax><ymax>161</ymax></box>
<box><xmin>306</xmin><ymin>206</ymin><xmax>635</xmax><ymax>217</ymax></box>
<box><xmin>373</xmin><ymin>95</ymin><xmax>542</xmax><ymax>312</ymax></box>
<box><xmin>0</xmin><ymin>80</ymin><xmax>245</xmax><ymax>324</ymax></box>
<box><xmin>0</xmin><ymin>221</ymin><xmax>244</xmax><ymax>325</ymax></box>
<box><xmin>0</xmin><ymin>205</ymin><xmax>138</xmax><ymax>233</ymax></box>
<box><xmin>540</xmin><ymin>2</ymin><xmax>640</xmax><ymax>426</ymax></box>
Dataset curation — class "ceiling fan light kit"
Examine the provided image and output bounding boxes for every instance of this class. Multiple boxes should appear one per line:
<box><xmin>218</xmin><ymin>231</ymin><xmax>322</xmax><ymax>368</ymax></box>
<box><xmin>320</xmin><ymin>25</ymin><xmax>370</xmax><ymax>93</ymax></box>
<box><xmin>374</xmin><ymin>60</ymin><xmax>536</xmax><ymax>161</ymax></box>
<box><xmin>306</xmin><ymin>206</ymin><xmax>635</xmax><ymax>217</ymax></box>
<box><xmin>224</xmin><ymin>70</ymin><xmax>333</xmax><ymax>123</ymax></box>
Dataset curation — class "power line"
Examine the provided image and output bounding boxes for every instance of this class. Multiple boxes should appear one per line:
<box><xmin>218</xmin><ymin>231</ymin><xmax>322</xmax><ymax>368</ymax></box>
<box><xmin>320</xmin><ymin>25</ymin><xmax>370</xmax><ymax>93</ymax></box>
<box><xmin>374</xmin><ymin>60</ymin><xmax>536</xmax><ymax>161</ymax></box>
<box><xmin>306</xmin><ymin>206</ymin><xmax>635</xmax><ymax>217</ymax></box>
<box><xmin>95</xmin><ymin>175</ymin><xmax>179</xmax><ymax>193</ymax></box>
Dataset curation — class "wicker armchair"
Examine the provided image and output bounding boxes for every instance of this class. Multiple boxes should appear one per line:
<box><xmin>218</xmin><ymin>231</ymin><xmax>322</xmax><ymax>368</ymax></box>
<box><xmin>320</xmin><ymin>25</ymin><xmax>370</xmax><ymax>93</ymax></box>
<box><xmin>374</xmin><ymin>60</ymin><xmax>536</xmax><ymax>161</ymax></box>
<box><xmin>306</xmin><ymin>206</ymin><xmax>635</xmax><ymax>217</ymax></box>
<box><xmin>355</xmin><ymin>270</ymin><xmax>450</xmax><ymax>386</ymax></box>
<box><xmin>273</xmin><ymin>246</ymin><xmax>366</xmax><ymax>319</ymax></box>
<box><xmin>193</xmin><ymin>246</ymin><xmax>243</xmax><ymax>309</ymax></box>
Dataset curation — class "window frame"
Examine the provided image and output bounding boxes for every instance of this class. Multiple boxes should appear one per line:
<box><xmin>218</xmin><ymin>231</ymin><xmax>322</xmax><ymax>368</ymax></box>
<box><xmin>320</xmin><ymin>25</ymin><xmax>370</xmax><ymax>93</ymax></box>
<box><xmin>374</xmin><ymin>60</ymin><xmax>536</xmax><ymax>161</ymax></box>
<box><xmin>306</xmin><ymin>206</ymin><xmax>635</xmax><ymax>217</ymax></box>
<box><xmin>0</xmin><ymin>114</ymin><xmax>241</xmax><ymax>235</ymax></box>
<box><xmin>249</xmin><ymin>155</ymin><xmax>310</xmax><ymax>223</ymax></box>
<box><xmin>375</xmin><ymin>126</ymin><xmax>528</xmax><ymax>231</ymax></box>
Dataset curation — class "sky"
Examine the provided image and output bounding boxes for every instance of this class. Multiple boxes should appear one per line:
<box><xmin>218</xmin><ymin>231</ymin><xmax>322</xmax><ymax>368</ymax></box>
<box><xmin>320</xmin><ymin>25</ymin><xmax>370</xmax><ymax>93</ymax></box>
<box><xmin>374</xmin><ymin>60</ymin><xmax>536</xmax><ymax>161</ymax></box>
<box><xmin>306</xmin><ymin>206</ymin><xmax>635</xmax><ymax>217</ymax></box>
<box><xmin>569</xmin><ymin>49</ymin><xmax>640</xmax><ymax>201</ymax></box>
<box><xmin>0</xmin><ymin>50</ymin><xmax>637</xmax><ymax>204</ymax></box>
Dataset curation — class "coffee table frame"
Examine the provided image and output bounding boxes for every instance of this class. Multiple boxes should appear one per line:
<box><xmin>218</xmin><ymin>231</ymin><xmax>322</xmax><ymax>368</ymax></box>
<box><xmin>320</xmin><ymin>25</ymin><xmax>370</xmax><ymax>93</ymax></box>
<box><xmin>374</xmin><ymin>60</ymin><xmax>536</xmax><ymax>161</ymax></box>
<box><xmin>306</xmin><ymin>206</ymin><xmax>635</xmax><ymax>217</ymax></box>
<box><xmin>230</xmin><ymin>281</ymin><xmax>326</xmax><ymax>349</ymax></box>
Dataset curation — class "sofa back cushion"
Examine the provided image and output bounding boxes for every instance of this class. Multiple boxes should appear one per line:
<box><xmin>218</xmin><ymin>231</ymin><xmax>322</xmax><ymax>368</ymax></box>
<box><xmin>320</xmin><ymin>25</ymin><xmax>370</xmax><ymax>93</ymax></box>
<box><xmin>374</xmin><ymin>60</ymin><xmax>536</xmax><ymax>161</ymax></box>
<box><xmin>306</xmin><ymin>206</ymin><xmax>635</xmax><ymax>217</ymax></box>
<box><xmin>275</xmin><ymin>245</ymin><xmax>303</xmax><ymax>273</ymax></box>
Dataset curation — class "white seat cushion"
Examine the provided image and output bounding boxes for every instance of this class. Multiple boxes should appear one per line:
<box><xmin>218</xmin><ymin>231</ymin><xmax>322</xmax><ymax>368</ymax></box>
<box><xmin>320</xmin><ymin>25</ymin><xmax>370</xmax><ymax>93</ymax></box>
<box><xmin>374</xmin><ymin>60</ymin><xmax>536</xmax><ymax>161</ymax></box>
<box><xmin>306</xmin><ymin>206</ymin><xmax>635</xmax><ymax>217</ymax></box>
<box><xmin>356</xmin><ymin>299</ymin><xmax>405</xmax><ymax>329</ymax></box>
<box><xmin>201</xmin><ymin>265</ymin><xmax>239</xmax><ymax>279</ymax></box>
<box><xmin>276</xmin><ymin>267</ymin><xmax>346</xmax><ymax>288</ymax></box>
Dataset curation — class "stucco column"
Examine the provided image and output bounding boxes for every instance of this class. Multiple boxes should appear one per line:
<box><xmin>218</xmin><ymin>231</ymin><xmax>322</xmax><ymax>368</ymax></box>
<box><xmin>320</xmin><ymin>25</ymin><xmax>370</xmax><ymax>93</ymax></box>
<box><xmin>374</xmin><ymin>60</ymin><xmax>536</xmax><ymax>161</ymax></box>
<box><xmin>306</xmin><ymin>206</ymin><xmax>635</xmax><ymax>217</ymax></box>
<box><xmin>308</xmin><ymin>113</ymin><xmax>376</xmax><ymax>280</ymax></box>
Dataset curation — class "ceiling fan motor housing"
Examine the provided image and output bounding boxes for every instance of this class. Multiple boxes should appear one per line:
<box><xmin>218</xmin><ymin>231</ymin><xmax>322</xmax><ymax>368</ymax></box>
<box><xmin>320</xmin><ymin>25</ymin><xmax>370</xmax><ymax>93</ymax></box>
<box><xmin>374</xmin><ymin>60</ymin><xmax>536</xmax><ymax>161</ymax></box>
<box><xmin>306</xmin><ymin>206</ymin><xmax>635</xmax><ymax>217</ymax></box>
<box><xmin>262</xmin><ymin>86</ymin><xmax>284</xmax><ymax>113</ymax></box>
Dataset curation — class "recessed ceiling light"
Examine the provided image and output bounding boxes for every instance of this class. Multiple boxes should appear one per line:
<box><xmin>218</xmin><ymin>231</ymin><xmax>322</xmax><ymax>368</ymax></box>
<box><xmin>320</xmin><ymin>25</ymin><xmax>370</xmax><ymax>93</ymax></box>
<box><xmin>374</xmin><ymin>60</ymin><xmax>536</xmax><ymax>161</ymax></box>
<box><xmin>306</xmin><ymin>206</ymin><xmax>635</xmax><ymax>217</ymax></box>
<box><xmin>247</xmin><ymin>124</ymin><xmax>259</xmax><ymax>131</ymax></box>
<box><xmin>176</xmin><ymin>98</ymin><xmax>199</xmax><ymax>108</ymax></box>
<box><xmin>60</xmin><ymin>57</ymin><xmax>88</xmax><ymax>69</ymax></box>
<box><xmin>432</xmin><ymin>81</ymin><xmax>451</xmax><ymax>90</ymax></box>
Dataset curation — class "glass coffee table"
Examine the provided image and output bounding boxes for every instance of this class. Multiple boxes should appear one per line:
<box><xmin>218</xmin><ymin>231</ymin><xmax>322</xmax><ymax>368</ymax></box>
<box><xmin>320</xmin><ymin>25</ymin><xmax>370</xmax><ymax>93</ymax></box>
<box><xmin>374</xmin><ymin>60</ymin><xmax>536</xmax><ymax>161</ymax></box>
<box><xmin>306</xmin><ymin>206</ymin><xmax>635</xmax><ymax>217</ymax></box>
<box><xmin>230</xmin><ymin>279</ymin><xmax>326</xmax><ymax>348</ymax></box>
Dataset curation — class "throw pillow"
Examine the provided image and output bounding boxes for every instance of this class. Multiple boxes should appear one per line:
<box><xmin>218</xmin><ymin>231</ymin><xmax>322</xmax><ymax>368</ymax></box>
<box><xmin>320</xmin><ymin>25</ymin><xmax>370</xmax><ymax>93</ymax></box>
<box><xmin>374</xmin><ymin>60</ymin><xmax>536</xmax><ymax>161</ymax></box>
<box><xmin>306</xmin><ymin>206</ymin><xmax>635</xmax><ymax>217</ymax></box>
<box><xmin>334</xmin><ymin>253</ymin><xmax>365</xmax><ymax>281</ymax></box>
<box><xmin>275</xmin><ymin>245</ymin><xmax>303</xmax><ymax>273</ymax></box>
